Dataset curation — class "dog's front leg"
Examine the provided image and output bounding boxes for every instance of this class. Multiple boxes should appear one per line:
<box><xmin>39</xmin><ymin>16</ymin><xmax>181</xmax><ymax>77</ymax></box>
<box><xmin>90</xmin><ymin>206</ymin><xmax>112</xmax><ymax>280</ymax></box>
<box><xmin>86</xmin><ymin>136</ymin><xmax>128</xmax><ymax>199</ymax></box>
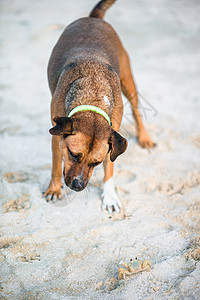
<box><xmin>101</xmin><ymin>155</ymin><xmax>121</xmax><ymax>214</ymax></box>
<box><xmin>44</xmin><ymin>135</ymin><xmax>62</xmax><ymax>201</ymax></box>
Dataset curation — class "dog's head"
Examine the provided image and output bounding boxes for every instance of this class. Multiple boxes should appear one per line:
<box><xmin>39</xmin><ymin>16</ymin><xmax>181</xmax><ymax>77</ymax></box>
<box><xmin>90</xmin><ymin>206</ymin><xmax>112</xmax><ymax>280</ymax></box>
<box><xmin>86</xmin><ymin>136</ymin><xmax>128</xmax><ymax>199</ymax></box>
<box><xmin>49</xmin><ymin>114</ymin><xmax>127</xmax><ymax>192</ymax></box>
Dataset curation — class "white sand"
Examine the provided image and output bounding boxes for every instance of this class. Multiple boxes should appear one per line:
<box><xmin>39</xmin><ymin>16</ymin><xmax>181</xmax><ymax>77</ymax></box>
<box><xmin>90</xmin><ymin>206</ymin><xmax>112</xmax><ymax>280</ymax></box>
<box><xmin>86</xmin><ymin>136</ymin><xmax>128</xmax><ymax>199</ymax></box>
<box><xmin>0</xmin><ymin>0</ymin><xmax>200</xmax><ymax>299</ymax></box>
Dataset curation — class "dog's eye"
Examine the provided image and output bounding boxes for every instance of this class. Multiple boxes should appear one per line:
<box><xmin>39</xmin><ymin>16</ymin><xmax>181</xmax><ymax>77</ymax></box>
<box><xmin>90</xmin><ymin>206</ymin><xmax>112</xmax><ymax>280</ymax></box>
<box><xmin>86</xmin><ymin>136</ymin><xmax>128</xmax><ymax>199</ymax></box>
<box><xmin>68</xmin><ymin>148</ymin><xmax>82</xmax><ymax>162</ymax></box>
<box><xmin>89</xmin><ymin>161</ymin><xmax>101</xmax><ymax>168</ymax></box>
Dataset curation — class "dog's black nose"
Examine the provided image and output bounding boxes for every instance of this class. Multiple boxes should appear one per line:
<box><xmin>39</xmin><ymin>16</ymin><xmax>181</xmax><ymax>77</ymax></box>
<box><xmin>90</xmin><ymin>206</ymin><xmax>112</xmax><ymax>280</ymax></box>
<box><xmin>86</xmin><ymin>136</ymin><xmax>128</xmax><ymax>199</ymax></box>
<box><xmin>71</xmin><ymin>178</ymin><xmax>85</xmax><ymax>192</ymax></box>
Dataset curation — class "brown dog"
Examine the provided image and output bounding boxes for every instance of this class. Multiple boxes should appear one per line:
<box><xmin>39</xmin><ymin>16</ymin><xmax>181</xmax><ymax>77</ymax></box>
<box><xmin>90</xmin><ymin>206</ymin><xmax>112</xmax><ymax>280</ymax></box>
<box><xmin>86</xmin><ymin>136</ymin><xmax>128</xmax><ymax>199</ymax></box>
<box><xmin>44</xmin><ymin>0</ymin><xmax>154</xmax><ymax>213</ymax></box>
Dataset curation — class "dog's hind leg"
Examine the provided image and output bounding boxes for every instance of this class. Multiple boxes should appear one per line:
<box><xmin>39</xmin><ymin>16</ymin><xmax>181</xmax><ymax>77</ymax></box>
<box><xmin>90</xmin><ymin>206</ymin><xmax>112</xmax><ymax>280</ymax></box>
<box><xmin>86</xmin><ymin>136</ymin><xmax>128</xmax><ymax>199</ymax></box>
<box><xmin>120</xmin><ymin>50</ymin><xmax>155</xmax><ymax>148</ymax></box>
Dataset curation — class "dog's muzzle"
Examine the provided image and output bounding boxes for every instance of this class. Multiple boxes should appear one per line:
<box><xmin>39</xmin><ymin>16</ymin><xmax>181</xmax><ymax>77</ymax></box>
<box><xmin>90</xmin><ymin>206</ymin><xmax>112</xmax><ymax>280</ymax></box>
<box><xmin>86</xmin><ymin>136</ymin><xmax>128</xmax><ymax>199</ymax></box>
<box><xmin>70</xmin><ymin>177</ymin><xmax>85</xmax><ymax>192</ymax></box>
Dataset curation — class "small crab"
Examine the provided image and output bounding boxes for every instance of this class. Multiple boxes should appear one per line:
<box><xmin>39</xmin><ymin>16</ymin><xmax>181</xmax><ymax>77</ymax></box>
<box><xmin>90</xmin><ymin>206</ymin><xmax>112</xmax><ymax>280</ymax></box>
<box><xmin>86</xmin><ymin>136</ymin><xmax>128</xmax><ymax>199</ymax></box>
<box><xmin>118</xmin><ymin>257</ymin><xmax>152</xmax><ymax>280</ymax></box>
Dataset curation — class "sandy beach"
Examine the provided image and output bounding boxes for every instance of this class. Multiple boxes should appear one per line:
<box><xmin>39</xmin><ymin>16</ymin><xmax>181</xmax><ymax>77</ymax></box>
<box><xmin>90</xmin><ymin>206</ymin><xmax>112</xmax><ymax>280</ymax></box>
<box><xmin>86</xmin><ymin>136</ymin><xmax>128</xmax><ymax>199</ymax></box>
<box><xmin>0</xmin><ymin>0</ymin><xmax>200</xmax><ymax>299</ymax></box>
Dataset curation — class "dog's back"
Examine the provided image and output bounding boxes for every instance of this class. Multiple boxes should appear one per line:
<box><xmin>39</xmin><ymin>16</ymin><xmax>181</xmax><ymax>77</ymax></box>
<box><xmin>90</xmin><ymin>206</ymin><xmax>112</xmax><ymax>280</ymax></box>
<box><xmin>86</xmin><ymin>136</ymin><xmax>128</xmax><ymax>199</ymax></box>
<box><xmin>48</xmin><ymin>0</ymin><xmax>123</xmax><ymax>94</ymax></box>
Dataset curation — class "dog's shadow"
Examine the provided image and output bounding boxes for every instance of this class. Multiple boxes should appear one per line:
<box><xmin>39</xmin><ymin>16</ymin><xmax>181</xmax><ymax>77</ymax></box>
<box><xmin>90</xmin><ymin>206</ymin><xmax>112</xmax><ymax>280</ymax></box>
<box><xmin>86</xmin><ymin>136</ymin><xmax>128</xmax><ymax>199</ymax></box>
<box><xmin>42</xmin><ymin>176</ymin><xmax>76</xmax><ymax>207</ymax></box>
<box><xmin>42</xmin><ymin>164</ymin><xmax>136</xmax><ymax>207</ymax></box>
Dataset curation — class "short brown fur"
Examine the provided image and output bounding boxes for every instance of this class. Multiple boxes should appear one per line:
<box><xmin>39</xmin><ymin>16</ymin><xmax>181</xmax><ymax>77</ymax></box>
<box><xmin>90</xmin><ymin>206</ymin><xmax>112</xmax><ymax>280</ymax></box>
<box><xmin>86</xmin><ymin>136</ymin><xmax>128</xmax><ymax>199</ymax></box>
<box><xmin>44</xmin><ymin>0</ymin><xmax>154</xmax><ymax>207</ymax></box>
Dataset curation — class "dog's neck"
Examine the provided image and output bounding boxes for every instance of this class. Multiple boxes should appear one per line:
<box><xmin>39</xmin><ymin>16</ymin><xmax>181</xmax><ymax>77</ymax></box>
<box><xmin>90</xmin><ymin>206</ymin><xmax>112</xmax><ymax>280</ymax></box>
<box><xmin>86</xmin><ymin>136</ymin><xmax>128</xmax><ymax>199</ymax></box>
<box><xmin>68</xmin><ymin>104</ymin><xmax>112</xmax><ymax>126</ymax></box>
<box><xmin>65</xmin><ymin>77</ymin><xmax>114</xmax><ymax>118</ymax></box>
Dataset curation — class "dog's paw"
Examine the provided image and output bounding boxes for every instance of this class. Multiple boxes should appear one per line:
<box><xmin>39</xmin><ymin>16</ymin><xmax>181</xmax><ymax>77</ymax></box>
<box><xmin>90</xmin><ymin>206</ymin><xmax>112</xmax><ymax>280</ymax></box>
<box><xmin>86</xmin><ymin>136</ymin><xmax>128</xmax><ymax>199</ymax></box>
<box><xmin>44</xmin><ymin>190</ymin><xmax>62</xmax><ymax>202</ymax></box>
<box><xmin>44</xmin><ymin>181</ymin><xmax>62</xmax><ymax>202</ymax></box>
<box><xmin>138</xmin><ymin>131</ymin><xmax>156</xmax><ymax>149</ymax></box>
<box><xmin>101</xmin><ymin>177</ymin><xmax>121</xmax><ymax>214</ymax></box>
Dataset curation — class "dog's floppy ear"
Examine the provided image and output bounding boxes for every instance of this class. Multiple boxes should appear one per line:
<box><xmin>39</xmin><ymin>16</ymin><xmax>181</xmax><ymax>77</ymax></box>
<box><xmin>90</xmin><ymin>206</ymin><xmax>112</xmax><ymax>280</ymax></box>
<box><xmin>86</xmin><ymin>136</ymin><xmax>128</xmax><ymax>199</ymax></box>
<box><xmin>109</xmin><ymin>130</ymin><xmax>128</xmax><ymax>162</ymax></box>
<box><xmin>49</xmin><ymin>116</ymin><xmax>74</xmax><ymax>136</ymax></box>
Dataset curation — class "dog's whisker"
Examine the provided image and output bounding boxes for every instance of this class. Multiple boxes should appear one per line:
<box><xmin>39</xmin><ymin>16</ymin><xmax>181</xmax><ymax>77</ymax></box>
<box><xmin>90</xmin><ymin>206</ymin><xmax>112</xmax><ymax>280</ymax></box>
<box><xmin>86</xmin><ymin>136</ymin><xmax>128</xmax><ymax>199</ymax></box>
<box><xmin>83</xmin><ymin>185</ymin><xmax>91</xmax><ymax>198</ymax></box>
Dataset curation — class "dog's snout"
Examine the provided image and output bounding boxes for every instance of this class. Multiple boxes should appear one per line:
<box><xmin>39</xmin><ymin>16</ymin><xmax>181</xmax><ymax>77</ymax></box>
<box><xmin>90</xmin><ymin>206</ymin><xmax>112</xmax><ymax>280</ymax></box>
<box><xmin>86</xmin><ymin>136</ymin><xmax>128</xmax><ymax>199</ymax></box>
<box><xmin>71</xmin><ymin>178</ymin><xmax>85</xmax><ymax>192</ymax></box>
